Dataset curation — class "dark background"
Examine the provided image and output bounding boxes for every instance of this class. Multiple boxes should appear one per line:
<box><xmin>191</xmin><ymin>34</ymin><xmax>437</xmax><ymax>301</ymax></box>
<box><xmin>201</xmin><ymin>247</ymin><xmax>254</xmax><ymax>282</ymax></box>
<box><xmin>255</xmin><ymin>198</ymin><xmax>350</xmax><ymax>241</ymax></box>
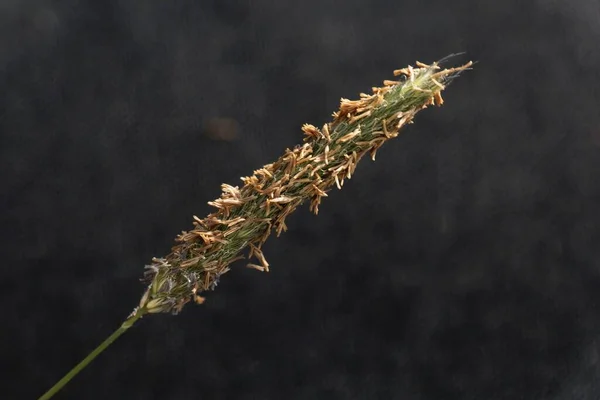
<box><xmin>3</xmin><ymin>0</ymin><xmax>600</xmax><ymax>399</ymax></box>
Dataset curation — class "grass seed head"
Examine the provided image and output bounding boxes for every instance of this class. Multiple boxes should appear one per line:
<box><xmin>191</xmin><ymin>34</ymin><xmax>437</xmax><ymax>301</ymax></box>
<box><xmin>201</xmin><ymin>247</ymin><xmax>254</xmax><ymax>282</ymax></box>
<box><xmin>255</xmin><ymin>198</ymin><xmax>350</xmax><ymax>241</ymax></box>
<box><xmin>137</xmin><ymin>57</ymin><xmax>473</xmax><ymax>315</ymax></box>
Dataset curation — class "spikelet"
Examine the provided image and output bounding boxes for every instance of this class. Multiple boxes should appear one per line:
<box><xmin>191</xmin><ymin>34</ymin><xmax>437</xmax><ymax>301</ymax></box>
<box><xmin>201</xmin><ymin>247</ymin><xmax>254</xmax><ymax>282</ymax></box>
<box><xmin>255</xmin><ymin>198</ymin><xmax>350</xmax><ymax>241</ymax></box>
<box><xmin>138</xmin><ymin>57</ymin><xmax>473</xmax><ymax>315</ymax></box>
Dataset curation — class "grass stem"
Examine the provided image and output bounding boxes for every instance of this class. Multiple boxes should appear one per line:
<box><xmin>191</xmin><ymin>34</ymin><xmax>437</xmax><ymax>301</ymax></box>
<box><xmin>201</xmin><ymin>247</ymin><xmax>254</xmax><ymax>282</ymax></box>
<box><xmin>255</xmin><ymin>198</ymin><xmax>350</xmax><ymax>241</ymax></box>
<box><xmin>38</xmin><ymin>308</ymin><xmax>147</xmax><ymax>400</ymax></box>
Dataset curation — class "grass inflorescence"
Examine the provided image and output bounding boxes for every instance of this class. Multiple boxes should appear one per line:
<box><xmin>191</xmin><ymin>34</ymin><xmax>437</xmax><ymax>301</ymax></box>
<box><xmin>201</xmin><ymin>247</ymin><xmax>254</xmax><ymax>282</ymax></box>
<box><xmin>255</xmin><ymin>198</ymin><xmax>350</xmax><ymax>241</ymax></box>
<box><xmin>137</xmin><ymin>57</ymin><xmax>473</xmax><ymax>317</ymax></box>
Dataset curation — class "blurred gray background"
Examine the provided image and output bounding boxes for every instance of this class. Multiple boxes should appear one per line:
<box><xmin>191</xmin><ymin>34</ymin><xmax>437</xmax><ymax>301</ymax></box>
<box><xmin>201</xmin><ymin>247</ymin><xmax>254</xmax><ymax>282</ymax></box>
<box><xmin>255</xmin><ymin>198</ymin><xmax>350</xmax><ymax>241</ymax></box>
<box><xmin>2</xmin><ymin>0</ymin><xmax>600</xmax><ymax>399</ymax></box>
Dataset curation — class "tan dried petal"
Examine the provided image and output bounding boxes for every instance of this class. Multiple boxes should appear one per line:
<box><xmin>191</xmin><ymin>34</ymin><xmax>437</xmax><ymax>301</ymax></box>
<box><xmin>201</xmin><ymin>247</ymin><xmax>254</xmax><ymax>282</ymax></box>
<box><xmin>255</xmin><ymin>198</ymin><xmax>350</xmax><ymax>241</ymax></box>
<box><xmin>268</xmin><ymin>196</ymin><xmax>295</xmax><ymax>204</ymax></box>
<box><xmin>249</xmin><ymin>243</ymin><xmax>270</xmax><ymax>272</ymax></box>
<box><xmin>338</xmin><ymin>127</ymin><xmax>361</xmax><ymax>143</ymax></box>
<box><xmin>247</xmin><ymin>263</ymin><xmax>266</xmax><ymax>272</ymax></box>
<box><xmin>301</xmin><ymin>123</ymin><xmax>322</xmax><ymax>140</ymax></box>
<box><xmin>322</xmin><ymin>123</ymin><xmax>331</xmax><ymax>141</ymax></box>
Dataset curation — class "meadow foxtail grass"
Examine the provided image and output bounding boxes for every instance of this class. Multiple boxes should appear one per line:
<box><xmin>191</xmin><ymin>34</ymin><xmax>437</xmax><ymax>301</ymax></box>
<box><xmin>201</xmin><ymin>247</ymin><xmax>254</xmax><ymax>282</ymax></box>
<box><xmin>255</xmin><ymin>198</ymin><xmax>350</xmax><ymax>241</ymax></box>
<box><xmin>39</xmin><ymin>56</ymin><xmax>473</xmax><ymax>399</ymax></box>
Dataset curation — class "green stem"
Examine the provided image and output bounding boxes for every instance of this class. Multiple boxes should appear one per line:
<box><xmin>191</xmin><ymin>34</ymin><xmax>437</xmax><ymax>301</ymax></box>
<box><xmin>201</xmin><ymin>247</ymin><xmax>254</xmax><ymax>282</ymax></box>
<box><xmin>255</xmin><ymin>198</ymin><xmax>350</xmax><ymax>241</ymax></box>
<box><xmin>38</xmin><ymin>308</ymin><xmax>147</xmax><ymax>400</ymax></box>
